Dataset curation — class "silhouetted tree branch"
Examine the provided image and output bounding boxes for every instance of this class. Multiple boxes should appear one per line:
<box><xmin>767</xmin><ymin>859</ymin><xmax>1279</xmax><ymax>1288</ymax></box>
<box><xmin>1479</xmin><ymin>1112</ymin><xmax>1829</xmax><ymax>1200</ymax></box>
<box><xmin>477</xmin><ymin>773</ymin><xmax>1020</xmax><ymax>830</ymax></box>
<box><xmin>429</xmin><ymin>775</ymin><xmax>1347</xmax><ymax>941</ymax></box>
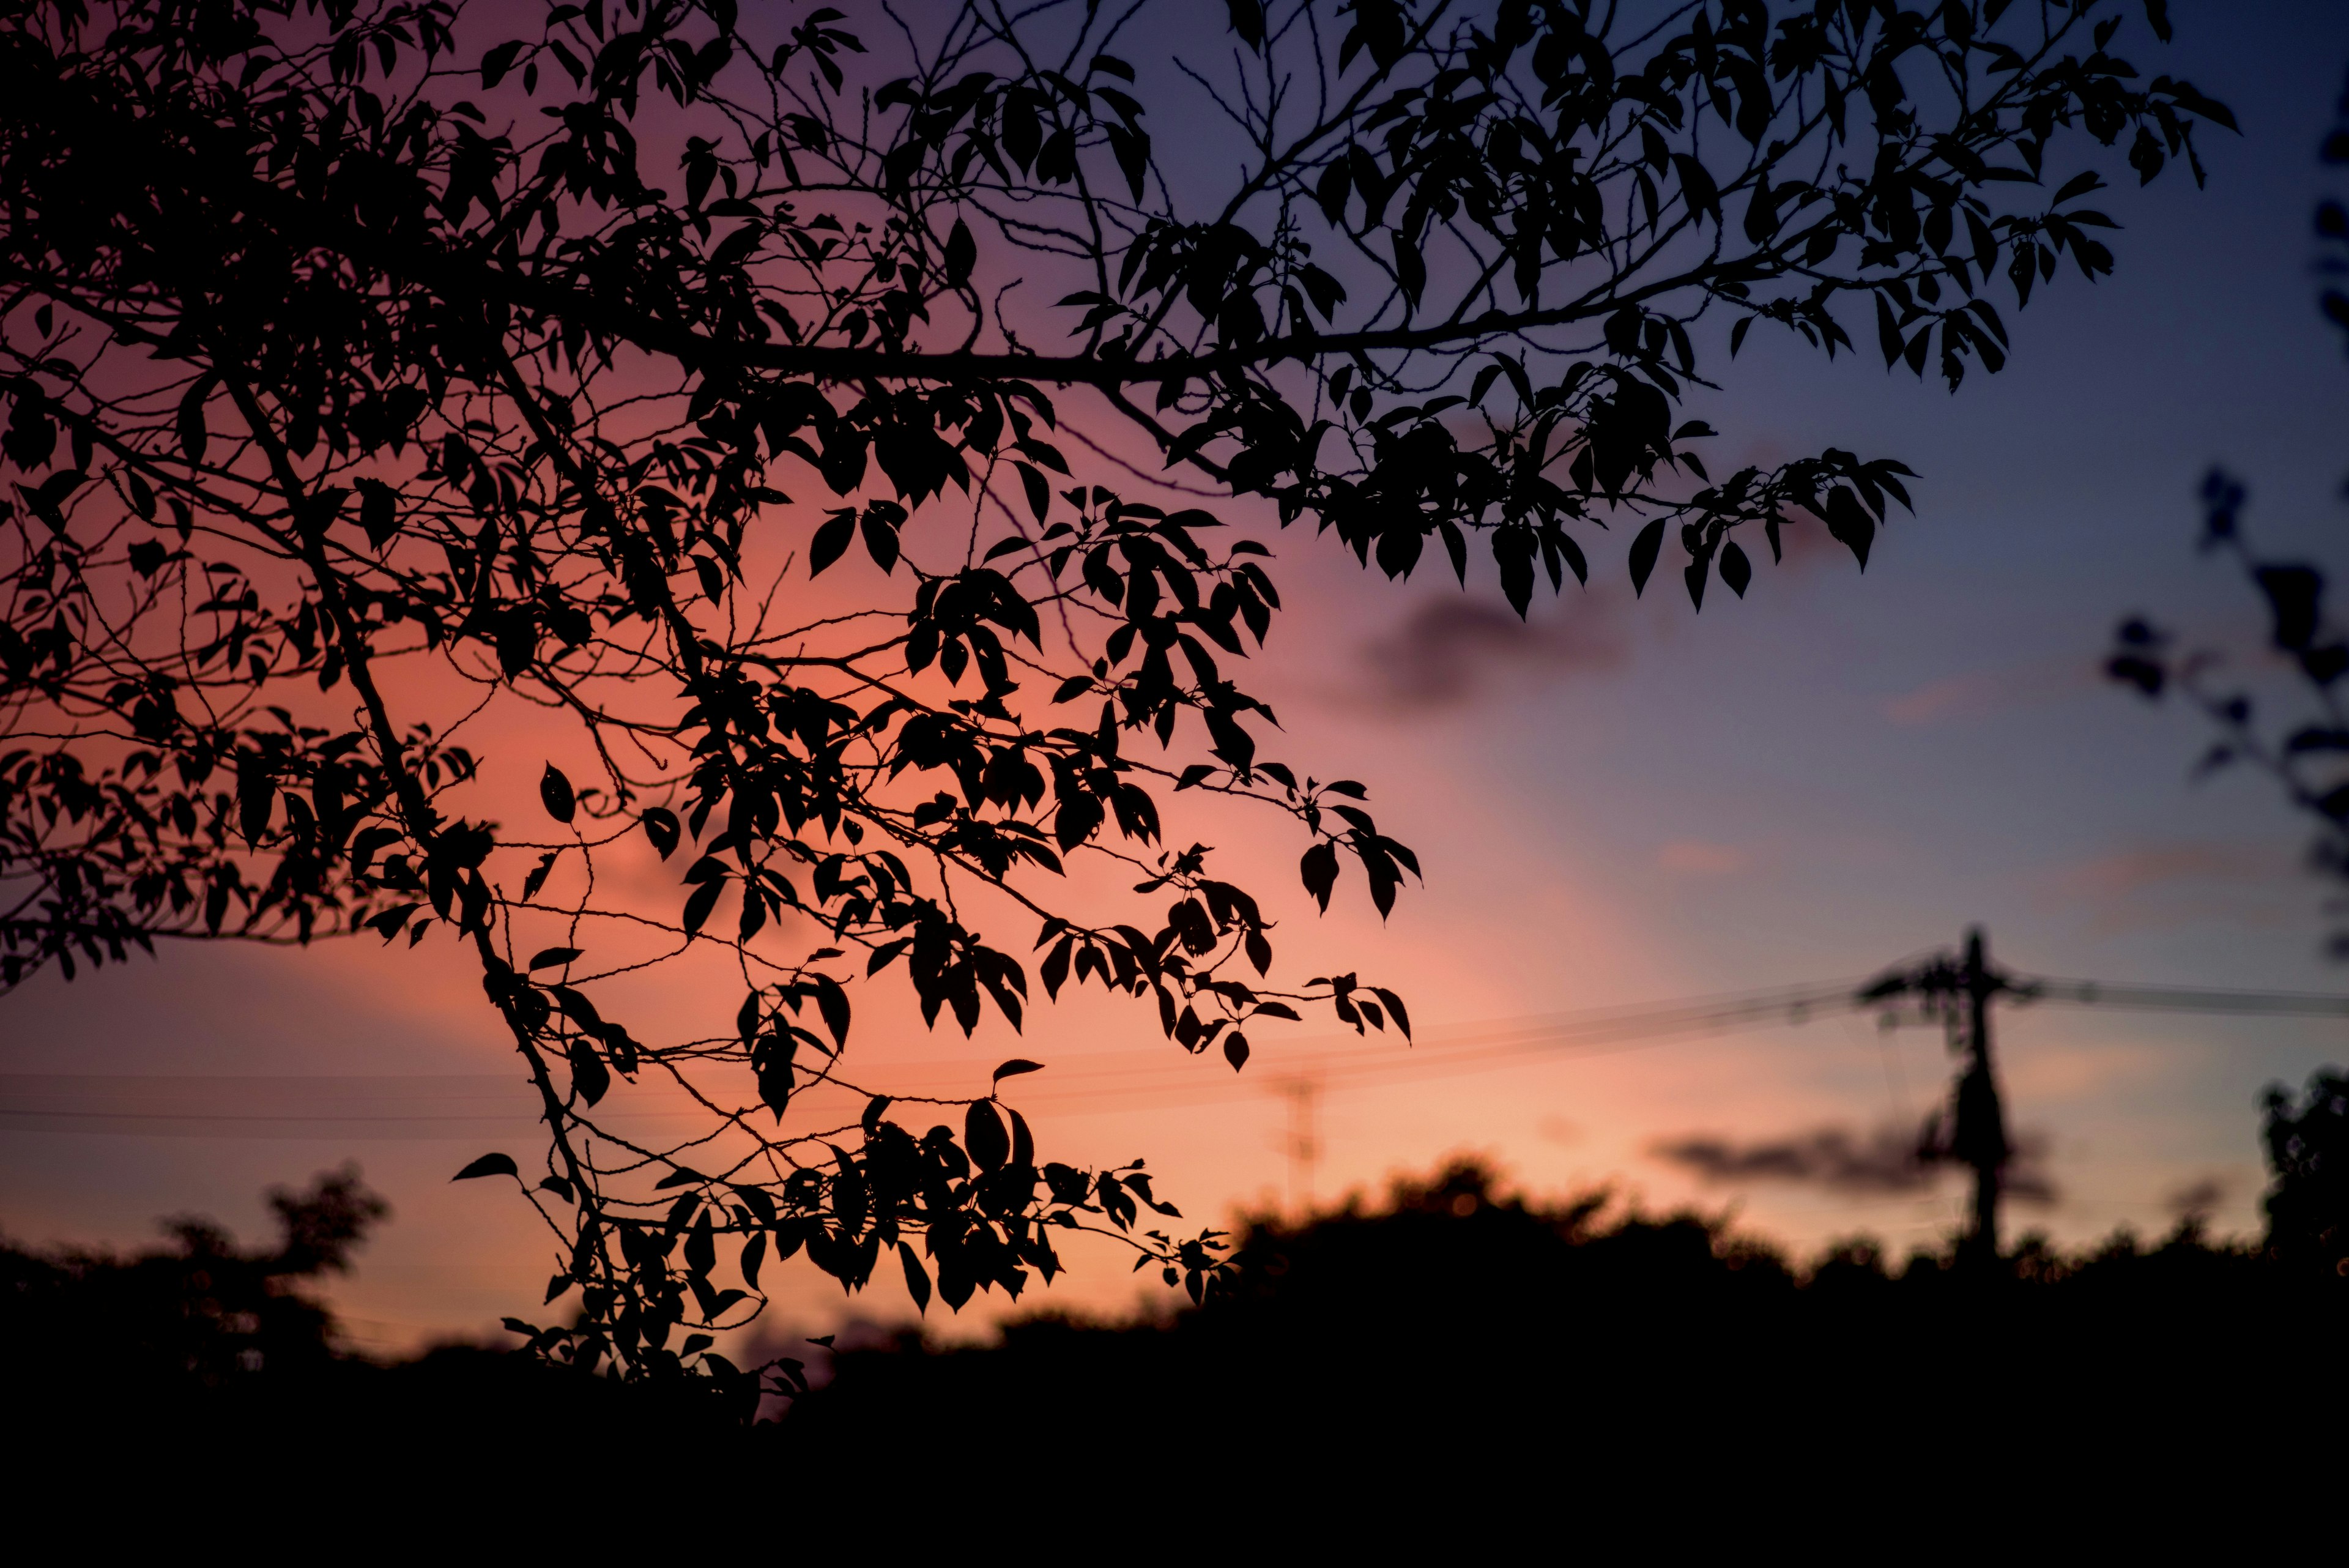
<box><xmin>1</xmin><ymin>0</ymin><xmax>2222</xmax><ymax>1395</ymax></box>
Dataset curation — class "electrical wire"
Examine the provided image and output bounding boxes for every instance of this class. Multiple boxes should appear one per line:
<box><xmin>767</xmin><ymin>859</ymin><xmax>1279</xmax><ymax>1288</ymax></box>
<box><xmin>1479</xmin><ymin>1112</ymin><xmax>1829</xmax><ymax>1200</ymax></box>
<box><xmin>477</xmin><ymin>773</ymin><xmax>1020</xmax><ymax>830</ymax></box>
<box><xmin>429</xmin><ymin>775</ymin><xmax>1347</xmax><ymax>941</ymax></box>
<box><xmin>3</xmin><ymin>967</ymin><xmax>2340</xmax><ymax>1134</ymax></box>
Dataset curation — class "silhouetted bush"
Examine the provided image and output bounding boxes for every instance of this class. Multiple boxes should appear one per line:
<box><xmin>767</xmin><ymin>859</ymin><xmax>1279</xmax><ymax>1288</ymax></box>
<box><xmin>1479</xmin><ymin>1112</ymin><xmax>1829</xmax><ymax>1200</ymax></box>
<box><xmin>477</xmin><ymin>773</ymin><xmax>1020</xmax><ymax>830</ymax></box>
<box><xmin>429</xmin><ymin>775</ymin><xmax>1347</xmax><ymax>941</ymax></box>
<box><xmin>13</xmin><ymin>1132</ymin><xmax>2343</xmax><ymax>1526</ymax></box>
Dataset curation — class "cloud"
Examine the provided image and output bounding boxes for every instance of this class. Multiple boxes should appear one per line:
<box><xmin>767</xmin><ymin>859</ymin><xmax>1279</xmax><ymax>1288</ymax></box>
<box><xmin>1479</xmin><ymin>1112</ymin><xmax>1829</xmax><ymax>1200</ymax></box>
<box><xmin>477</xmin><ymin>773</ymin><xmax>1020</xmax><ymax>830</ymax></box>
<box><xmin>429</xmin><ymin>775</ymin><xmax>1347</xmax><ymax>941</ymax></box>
<box><xmin>1650</xmin><ymin>1120</ymin><xmax>2058</xmax><ymax>1206</ymax></box>
<box><xmin>1652</xmin><ymin>1123</ymin><xmax>1934</xmax><ymax>1195</ymax></box>
<box><xmin>1343</xmin><ymin>505</ymin><xmax>1867</xmax><ymax>716</ymax></box>
<box><xmin>1883</xmin><ymin>672</ymin><xmax>2005</xmax><ymax>726</ymax></box>
<box><xmin>1881</xmin><ymin>658</ymin><xmax>2086</xmax><ymax>727</ymax></box>
<box><xmin>2038</xmin><ymin>842</ymin><xmax>2278</xmax><ymax>904</ymax></box>
<box><xmin>2033</xmin><ymin>841</ymin><xmax>2301</xmax><ymax>936</ymax></box>
<box><xmin>2164</xmin><ymin>1175</ymin><xmax>2229</xmax><ymax>1221</ymax></box>
<box><xmin>1657</xmin><ymin>839</ymin><xmax>1750</xmax><ymax>876</ymax></box>
<box><xmin>1353</xmin><ymin>595</ymin><xmax>1627</xmax><ymax>712</ymax></box>
<box><xmin>1537</xmin><ymin>1115</ymin><xmax>1583</xmax><ymax>1146</ymax></box>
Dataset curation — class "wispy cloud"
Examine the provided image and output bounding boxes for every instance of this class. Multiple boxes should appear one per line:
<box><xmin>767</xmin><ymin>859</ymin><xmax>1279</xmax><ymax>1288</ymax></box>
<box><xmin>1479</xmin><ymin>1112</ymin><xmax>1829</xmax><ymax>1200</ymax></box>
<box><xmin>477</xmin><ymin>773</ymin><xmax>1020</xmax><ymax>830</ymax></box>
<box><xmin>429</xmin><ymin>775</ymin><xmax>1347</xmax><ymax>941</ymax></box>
<box><xmin>1657</xmin><ymin>840</ymin><xmax>1750</xmax><ymax>876</ymax></box>
<box><xmin>1883</xmin><ymin>671</ymin><xmax>2005</xmax><ymax>726</ymax></box>
<box><xmin>2038</xmin><ymin>842</ymin><xmax>2279</xmax><ymax>904</ymax></box>
<box><xmin>1881</xmin><ymin>658</ymin><xmax>2087</xmax><ymax>727</ymax></box>
<box><xmin>1650</xmin><ymin>1121</ymin><xmax>2058</xmax><ymax>1206</ymax></box>
<box><xmin>1352</xmin><ymin>595</ymin><xmax>1627</xmax><ymax>713</ymax></box>
<box><xmin>2033</xmin><ymin>840</ymin><xmax>2299</xmax><ymax>936</ymax></box>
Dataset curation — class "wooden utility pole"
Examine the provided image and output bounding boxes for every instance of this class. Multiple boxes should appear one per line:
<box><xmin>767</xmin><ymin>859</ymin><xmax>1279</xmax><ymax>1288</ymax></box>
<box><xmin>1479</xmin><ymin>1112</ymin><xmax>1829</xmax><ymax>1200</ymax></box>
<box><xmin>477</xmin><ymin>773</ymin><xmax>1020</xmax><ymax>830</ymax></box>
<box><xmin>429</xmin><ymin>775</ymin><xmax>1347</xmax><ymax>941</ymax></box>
<box><xmin>1952</xmin><ymin>928</ymin><xmax>2011</xmax><ymax>1269</ymax></box>
<box><xmin>1860</xmin><ymin>926</ymin><xmax>2016</xmax><ymax>1270</ymax></box>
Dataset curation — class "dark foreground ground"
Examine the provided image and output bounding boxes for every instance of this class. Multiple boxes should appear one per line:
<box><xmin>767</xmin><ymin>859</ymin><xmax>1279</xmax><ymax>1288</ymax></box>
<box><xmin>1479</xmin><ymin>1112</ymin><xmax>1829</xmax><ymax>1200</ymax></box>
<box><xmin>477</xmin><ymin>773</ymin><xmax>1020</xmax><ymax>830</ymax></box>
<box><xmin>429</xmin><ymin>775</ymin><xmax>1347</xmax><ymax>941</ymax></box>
<box><xmin>7</xmin><ymin>1152</ymin><xmax>2344</xmax><ymax>1542</ymax></box>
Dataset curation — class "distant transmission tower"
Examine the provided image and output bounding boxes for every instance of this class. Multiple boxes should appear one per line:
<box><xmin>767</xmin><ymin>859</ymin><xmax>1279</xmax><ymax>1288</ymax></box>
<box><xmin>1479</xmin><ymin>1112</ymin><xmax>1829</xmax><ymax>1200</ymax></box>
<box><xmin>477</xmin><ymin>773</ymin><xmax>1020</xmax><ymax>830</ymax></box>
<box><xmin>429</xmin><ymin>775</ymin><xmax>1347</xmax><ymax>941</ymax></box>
<box><xmin>1274</xmin><ymin>1072</ymin><xmax>1321</xmax><ymax>1216</ymax></box>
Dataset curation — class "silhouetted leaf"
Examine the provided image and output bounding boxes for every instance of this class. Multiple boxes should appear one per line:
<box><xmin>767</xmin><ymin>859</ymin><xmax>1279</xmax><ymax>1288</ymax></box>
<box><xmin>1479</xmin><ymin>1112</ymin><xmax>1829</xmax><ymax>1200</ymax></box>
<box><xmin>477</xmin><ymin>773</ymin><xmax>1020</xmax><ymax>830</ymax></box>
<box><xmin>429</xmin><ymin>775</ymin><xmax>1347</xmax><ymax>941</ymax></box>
<box><xmin>898</xmin><ymin>1241</ymin><xmax>932</xmax><ymax>1312</ymax></box>
<box><xmin>1720</xmin><ymin>541</ymin><xmax>1752</xmax><ymax>598</ymax></box>
<box><xmin>944</xmin><ymin>218</ymin><xmax>976</xmax><ymax>286</ymax></box>
<box><xmin>965</xmin><ymin>1101</ymin><xmax>1011</xmax><ymax>1171</ymax></box>
<box><xmin>1627</xmin><ymin>519</ymin><xmax>1667</xmax><ymax>597</ymax></box>
<box><xmin>1824</xmin><ymin>489</ymin><xmax>1875</xmax><ymax>570</ymax></box>
<box><xmin>640</xmin><ymin>808</ymin><xmax>681</xmax><ymax>859</ymax></box>
<box><xmin>540</xmin><ymin>764</ymin><xmax>576</xmax><ymax>823</ymax></box>
<box><xmin>1300</xmin><ymin>842</ymin><xmax>1338</xmax><ymax>912</ymax></box>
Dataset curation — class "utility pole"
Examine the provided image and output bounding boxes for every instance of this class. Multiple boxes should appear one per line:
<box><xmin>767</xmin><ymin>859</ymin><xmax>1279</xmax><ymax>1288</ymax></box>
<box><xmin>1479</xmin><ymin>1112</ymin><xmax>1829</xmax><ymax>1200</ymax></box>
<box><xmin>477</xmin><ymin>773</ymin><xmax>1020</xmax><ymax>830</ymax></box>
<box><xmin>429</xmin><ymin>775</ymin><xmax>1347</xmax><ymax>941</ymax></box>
<box><xmin>1861</xmin><ymin>925</ymin><xmax>2017</xmax><ymax>1271</ymax></box>
<box><xmin>1274</xmin><ymin>1073</ymin><xmax>1321</xmax><ymax>1216</ymax></box>
<box><xmin>1952</xmin><ymin>928</ymin><xmax>2011</xmax><ymax>1270</ymax></box>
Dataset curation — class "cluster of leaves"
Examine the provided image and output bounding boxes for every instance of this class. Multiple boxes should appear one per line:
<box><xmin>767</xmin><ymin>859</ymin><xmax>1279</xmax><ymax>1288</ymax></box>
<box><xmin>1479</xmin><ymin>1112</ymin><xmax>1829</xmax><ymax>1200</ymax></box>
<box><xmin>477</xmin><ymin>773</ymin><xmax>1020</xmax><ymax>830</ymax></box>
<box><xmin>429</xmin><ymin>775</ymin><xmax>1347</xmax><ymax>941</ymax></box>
<box><xmin>2107</xmin><ymin>75</ymin><xmax>2349</xmax><ymax>953</ymax></box>
<box><xmin>2108</xmin><ymin>479</ymin><xmax>2349</xmax><ymax>951</ymax></box>
<box><xmin>2262</xmin><ymin>1068</ymin><xmax>2349</xmax><ymax>1279</ymax></box>
<box><xmin>1</xmin><ymin>0</ymin><xmax>2218</xmax><ymax>1395</ymax></box>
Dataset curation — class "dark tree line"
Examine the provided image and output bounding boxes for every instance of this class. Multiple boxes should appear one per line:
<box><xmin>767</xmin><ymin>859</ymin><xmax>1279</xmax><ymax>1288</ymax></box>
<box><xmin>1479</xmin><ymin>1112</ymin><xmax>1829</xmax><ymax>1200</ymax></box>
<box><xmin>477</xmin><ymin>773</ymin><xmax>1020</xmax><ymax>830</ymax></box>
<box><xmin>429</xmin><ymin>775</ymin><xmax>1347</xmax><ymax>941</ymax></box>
<box><xmin>0</xmin><ymin>0</ymin><xmax>2227</xmax><ymax>1388</ymax></box>
<box><xmin>10</xmin><ymin>1090</ymin><xmax>2342</xmax><ymax>1525</ymax></box>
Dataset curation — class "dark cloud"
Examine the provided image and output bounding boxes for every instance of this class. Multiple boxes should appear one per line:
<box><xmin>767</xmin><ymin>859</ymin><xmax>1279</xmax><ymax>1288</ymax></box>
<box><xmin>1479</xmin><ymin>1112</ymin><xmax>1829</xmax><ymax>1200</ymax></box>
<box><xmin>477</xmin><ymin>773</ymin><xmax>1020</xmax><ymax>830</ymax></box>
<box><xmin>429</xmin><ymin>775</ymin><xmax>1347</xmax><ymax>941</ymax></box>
<box><xmin>2164</xmin><ymin>1175</ymin><xmax>2229</xmax><ymax>1221</ymax></box>
<box><xmin>1652</xmin><ymin>1121</ymin><xmax>2059</xmax><ymax>1206</ymax></box>
<box><xmin>1354</xmin><ymin>596</ymin><xmax>1627</xmax><ymax>712</ymax></box>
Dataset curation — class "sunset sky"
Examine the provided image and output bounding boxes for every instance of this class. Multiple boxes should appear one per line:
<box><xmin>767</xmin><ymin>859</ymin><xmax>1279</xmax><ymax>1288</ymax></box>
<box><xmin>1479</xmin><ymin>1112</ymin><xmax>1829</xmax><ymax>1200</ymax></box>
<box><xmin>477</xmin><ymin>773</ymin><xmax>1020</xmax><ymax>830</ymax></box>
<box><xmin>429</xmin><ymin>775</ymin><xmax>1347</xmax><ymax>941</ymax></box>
<box><xmin>8</xmin><ymin>1</ymin><xmax>2349</xmax><ymax>1354</ymax></box>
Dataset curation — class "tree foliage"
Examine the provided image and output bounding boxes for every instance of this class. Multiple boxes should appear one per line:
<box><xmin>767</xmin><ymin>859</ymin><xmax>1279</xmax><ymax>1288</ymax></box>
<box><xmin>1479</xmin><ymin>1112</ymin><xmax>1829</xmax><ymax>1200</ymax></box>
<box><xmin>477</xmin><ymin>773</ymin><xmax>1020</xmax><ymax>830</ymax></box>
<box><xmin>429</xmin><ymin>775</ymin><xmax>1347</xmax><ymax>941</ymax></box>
<box><xmin>0</xmin><ymin>0</ymin><xmax>2224</xmax><ymax>1392</ymax></box>
<box><xmin>2107</xmin><ymin>68</ymin><xmax>2349</xmax><ymax>952</ymax></box>
<box><xmin>0</xmin><ymin>1165</ymin><xmax>384</xmax><ymax>1384</ymax></box>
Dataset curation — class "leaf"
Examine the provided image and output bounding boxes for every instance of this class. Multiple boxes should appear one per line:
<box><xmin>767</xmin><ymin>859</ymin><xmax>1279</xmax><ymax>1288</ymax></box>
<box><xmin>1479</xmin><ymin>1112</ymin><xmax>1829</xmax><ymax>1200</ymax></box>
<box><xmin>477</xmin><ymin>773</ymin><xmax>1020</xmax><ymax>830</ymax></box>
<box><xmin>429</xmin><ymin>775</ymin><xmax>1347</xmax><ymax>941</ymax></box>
<box><xmin>1223</xmin><ymin>1031</ymin><xmax>1250</xmax><ymax>1071</ymax></box>
<box><xmin>480</xmin><ymin>39</ymin><xmax>525</xmax><ymax>87</ymax></box>
<box><xmin>993</xmin><ymin>1058</ymin><xmax>1045</xmax><ymax>1083</ymax></box>
<box><xmin>1392</xmin><ymin>231</ymin><xmax>1426</xmax><ymax>307</ymax></box>
<box><xmin>682</xmin><ymin>877</ymin><xmax>722</xmax><ymax>937</ymax></box>
<box><xmin>568</xmin><ymin>1036</ymin><xmax>610</xmax><ymax>1106</ymax></box>
<box><xmin>528</xmin><ymin>946</ymin><xmax>582</xmax><ymax>970</ymax></box>
<box><xmin>641</xmin><ymin>807</ymin><xmax>681</xmax><ymax>859</ymax></box>
<box><xmin>2105</xmin><ymin>653</ymin><xmax>2164</xmax><ymax>697</ymax></box>
<box><xmin>453</xmin><ymin>1153</ymin><xmax>518</xmax><ymax>1181</ymax></box>
<box><xmin>1876</xmin><ymin>293</ymin><xmax>1905</xmax><ymax>368</ymax></box>
<box><xmin>1823</xmin><ymin>488</ymin><xmax>1875</xmax><ymax>570</ymax></box>
<box><xmin>1300</xmin><ymin>841</ymin><xmax>1339</xmax><ymax>912</ymax></box>
<box><xmin>2052</xmin><ymin>170</ymin><xmax>2104</xmax><ymax>206</ymax></box>
<box><xmin>860</xmin><ymin>508</ymin><xmax>900</xmax><ymax>574</ymax></box>
<box><xmin>898</xmin><ymin>1242</ymin><xmax>932</xmax><ymax>1313</ymax></box>
<box><xmin>1627</xmin><ymin>518</ymin><xmax>1667</xmax><ymax>597</ymax></box>
<box><xmin>1720</xmin><ymin>540</ymin><xmax>1752</xmax><ymax>598</ymax></box>
<box><xmin>177</xmin><ymin>374</ymin><xmax>217</xmax><ymax>466</ymax></box>
<box><xmin>355</xmin><ymin>477</ymin><xmax>398</xmax><ymax>549</ymax></box>
<box><xmin>944</xmin><ymin>218</ymin><xmax>976</xmax><ymax>286</ymax></box>
<box><xmin>540</xmin><ymin>763</ymin><xmax>576</xmax><ymax>823</ymax></box>
<box><xmin>1671</xmin><ymin>154</ymin><xmax>1721</xmax><ymax>226</ymax></box>
<box><xmin>1107</xmin><ymin>125</ymin><xmax>1149</xmax><ymax>203</ymax></box>
<box><xmin>965</xmin><ymin>1100</ymin><xmax>1011</xmax><ymax>1171</ymax></box>
<box><xmin>1016</xmin><ymin>463</ymin><xmax>1050</xmax><ymax>522</ymax></box>
<box><xmin>2257</xmin><ymin>565</ymin><xmax>2323</xmax><ymax>653</ymax></box>
<box><xmin>807</xmin><ymin>509</ymin><xmax>855</xmax><ymax>576</ymax></box>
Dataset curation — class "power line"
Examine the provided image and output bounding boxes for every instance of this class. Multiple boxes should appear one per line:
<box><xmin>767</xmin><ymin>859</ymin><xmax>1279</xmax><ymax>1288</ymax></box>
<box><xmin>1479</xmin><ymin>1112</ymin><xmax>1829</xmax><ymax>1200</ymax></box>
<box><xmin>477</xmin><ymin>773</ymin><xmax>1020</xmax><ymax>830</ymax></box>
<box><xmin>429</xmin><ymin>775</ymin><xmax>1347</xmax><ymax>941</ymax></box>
<box><xmin>3</xmin><ymin>964</ymin><xmax>2340</xmax><ymax>1135</ymax></box>
<box><xmin>2013</xmin><ymin>976</ymin><xmax>2349</xmax><ymax>1018</ymax></box>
